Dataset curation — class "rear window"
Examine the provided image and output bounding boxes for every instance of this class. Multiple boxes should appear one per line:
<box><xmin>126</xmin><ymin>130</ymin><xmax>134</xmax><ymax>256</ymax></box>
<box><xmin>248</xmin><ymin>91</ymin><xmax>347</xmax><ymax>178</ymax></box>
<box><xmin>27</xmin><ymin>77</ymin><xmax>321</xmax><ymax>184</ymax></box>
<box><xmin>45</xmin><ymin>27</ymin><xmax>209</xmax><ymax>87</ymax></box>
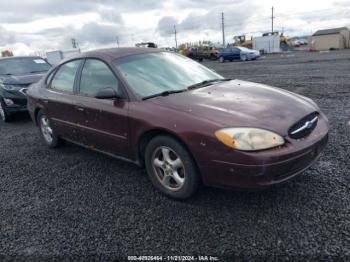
<box><xmin>0</xmin><ymin>57</ymin><xmax>51</xmax><ymax>76</ymax></box>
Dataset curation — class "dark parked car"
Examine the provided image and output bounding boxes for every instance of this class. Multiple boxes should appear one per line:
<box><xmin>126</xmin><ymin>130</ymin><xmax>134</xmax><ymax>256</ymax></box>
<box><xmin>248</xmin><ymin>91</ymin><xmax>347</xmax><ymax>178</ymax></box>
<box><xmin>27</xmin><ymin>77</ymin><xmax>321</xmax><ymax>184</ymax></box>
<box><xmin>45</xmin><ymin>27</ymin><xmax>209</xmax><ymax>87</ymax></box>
<box><xmin>0</xmin><ymin>56</ymin><xmax>51</xmax><ymax>122</ymax></box>
<box><xmin>27</xmin><ymin>48</ymin><xmax>328</xmax><ymax>199</ymax></box>
<box><xmin>218</xmin><ymin>47</ymin><xmax>260</xmax><ymax>62</ymax></box>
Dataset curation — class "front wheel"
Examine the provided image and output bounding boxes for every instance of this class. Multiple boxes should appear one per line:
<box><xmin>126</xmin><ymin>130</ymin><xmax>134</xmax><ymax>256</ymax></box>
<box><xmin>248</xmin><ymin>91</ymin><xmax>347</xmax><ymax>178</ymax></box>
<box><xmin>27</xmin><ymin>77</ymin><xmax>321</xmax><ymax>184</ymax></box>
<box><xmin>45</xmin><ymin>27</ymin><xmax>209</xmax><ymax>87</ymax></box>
<box><xmin>219</xmin><ymin>57</ymin><xmax>224</xmax><ymax>63</ymax></box>
<box><xmin>145</xmin><ymin>136</ymin><xmax>199</xmax><ymax>199</ymax></box>
<box><xmin>37</xmin><ymin>110</ymin><xmax>61</xmax><ymax>148</ymax></box>
<box><xmin>0</xmin><ymin>99</ymin><xmax>12</xmax><ymax>122</ymax></box>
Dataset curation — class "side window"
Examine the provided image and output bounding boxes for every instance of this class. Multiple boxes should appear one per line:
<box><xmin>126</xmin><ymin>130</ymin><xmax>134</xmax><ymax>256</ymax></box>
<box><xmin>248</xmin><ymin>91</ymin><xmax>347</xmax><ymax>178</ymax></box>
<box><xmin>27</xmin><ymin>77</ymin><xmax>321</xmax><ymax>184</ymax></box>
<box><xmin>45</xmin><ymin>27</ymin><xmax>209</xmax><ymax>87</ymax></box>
<box><xmin>79</xmin><ymin>59</ymin><xmax>119</xmax><ymax>97</ymax></box>
<box><xmin>50</xmin><ymin>60</ymin><xmax>81</xmax><ymax>93</ymax></box>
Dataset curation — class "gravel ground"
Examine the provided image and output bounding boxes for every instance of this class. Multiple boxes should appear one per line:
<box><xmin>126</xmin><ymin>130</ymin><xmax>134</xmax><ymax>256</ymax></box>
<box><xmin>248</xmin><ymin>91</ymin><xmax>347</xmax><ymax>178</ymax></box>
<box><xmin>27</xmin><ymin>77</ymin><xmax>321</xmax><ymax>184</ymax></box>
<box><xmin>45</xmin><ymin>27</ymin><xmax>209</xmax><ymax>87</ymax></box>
<box><xmin>1</xmin><ymin>50</ymin><xmax>349</xmax><ymax>261</ymax></box>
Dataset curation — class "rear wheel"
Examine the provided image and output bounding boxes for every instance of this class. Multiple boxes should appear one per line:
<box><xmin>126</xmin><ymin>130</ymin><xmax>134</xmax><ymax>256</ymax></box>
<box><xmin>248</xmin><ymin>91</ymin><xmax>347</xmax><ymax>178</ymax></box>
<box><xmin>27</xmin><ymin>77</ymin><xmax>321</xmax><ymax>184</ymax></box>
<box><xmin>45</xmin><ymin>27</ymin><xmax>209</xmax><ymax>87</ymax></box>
<box><xmin>37</xmin><ymin>110</ymin><xmax>61</xmax><ymax>148</ymax></box>
<box><xmin>219</xmin><ymin>56</ymin><xmax>224</xmax><ymax>63</ymax></box>
<box><xmin>145</xmin><ymin>136</ymin><xmax>199</xmax><ymax>199</ymax></box>
<box><xmin>0</xmin><ymin>99</ymin><xmax>12</xmax><ymax>123</ymax></box>
<box><xmin>240</xmin><ymin>54</ymin><xmax>247</xmax><ymax>61</ymax></box>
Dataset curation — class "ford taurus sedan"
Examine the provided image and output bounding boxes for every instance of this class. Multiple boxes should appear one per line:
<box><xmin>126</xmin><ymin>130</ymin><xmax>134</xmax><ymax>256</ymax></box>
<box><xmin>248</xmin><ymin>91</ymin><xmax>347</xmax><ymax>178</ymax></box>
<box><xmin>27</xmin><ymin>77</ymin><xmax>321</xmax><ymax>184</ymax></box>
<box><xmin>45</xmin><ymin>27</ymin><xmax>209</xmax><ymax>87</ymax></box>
<box><xmin>27</xmin><ymin>48</ymin><xmax>328</xmax><ymax>199</ymax></box>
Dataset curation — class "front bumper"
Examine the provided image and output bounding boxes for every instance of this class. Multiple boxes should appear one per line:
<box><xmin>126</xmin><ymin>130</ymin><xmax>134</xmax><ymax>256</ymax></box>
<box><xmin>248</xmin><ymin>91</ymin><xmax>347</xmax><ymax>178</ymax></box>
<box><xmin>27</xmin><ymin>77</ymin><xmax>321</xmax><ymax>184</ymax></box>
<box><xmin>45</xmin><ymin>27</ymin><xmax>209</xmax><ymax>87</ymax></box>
<box><xmin>201</xmin><ymin>134</ymin><xmax>328</xmax><ymax>189</ymax></box>
<box><xmin>197</xmin><ymin>113</ymin><xmax>329</xmax><ymax>189</ymax></box>
<box><xmin>1</xmin><ymin>89</ymin><xmax>28</xmax><ymax>113</ymax></box>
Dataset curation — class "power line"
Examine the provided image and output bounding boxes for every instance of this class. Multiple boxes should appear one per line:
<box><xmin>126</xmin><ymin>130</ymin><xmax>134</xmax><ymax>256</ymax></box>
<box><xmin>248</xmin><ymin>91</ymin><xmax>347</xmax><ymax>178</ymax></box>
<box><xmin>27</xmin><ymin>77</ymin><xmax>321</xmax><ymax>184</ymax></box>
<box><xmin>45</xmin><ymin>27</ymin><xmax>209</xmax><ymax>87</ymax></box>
<box><xmin>224</xmin><ymin>7</ymin><xmax>347</xmax><ymax>28</ymax></box>
<box><xmin>276</xmin><ymin>7</ymin><xmax>349</xmax><ymax>19</ymax></box>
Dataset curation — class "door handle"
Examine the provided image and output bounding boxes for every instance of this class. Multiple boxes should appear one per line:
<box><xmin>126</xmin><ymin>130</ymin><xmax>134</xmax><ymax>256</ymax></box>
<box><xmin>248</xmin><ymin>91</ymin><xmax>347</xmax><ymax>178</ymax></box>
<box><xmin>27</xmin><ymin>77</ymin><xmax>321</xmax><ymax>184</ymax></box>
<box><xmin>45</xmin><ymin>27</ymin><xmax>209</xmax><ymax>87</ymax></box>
<box><xmin>43</xmin><ymin>99</ymin><xmax>49</xmax><ymax>104</ymax></box>
<box><xmin>76</xmin><ymin>106</ymin><xmax>85</xmax><ymax>112</ymax></box>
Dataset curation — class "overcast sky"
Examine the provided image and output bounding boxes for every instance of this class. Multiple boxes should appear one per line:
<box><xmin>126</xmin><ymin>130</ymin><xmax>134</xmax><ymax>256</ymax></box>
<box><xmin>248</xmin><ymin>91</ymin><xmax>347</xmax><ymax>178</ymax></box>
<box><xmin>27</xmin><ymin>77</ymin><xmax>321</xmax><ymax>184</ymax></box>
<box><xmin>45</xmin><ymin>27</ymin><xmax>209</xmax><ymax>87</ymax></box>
<box><xmin>0</xmin><ymin>0</ymin><xmax>349</xmax><ymax>55</ymax></box>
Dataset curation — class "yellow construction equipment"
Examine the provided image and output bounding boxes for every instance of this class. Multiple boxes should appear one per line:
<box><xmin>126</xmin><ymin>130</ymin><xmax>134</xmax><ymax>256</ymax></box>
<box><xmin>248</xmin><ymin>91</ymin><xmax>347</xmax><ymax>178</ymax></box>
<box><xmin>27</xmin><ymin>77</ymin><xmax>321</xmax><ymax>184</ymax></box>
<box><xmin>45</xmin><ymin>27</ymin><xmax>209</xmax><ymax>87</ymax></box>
<box><xmin>233</xmin><ymin>35</ymin><xmax>252</xmax><ymax>48</ymax></box>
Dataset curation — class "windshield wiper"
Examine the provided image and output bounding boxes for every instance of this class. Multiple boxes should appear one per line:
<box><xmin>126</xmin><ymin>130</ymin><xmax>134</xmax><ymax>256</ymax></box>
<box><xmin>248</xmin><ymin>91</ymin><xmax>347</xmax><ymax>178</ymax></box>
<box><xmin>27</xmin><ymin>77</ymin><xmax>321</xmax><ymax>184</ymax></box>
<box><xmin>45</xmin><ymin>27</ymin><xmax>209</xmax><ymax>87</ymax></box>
<box><xmin>29</xmin><ymin>70</ymin><xmax>47</xmax><ymax>74</ymax></box>
<box><xmin>142</xmin><ymin>89</ymin><xmax>186</xmax><ymax>100</ymax></box>
<box><xmin>186</xmin><ymin>78</ymin><xmax>231</xmax><ymax>90</ymax></box>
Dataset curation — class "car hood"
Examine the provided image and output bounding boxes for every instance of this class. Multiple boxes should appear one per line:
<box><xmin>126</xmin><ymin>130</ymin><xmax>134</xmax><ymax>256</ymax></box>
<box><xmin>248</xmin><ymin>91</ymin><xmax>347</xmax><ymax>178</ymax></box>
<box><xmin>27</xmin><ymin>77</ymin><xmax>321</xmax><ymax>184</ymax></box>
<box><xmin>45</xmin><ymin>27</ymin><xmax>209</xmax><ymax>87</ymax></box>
<box><xmin>0</xmin><ymin>73</ymin><xmax>45</xmax><ymax>85</ymax></box>
<box><xmin>151</xmin><ymin>80</ymin><xmax>318</xmax><ymax>135</ymax></box>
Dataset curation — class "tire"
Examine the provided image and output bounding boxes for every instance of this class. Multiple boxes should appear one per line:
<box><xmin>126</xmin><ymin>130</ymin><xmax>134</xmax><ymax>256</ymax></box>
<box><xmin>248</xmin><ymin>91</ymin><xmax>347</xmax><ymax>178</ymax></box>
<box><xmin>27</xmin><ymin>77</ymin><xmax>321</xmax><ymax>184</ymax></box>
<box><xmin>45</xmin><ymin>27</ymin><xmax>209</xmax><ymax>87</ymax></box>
<box><xmin>37</xmin><ymin>110</ymin><xmax>61</xmax><ymax>148</ymax></box>
<box><xmin>219</xmin><ymin>57</ymin><xmax>224</xmax><ymax>63</ymax></box>
<box><xmin>0</xmin><ymin>98</ymin><xmax>12</xmax><ymax>123</ymax></box>
<box><xmin>145</xmin><ymin>136</ymin><xmax>199</xmax><ymax>199</ymax></box>
<box><xmin>240</xmin><ymin>54</ymin><xmax>247</xmax><ymax>61</ymax></box>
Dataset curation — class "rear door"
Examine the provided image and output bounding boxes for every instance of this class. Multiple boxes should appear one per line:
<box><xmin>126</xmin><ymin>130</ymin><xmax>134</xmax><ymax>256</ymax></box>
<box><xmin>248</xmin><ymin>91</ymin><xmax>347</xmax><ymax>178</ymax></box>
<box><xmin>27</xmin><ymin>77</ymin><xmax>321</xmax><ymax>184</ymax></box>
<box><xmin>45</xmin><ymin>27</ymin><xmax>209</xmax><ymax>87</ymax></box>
<box><xmin>227</xmin><ymin>48</ymin><xmax>237</xmax><ymax>60</ymax></box>
<box><xmin>44</xmin><ymin>59</ymin><xmax>83</xmax><ymax>140</ymax></box>
<box><xmin>73</xmin><ymin>58</ymin><xmax>130</xmax><ymax>158</ymax></box>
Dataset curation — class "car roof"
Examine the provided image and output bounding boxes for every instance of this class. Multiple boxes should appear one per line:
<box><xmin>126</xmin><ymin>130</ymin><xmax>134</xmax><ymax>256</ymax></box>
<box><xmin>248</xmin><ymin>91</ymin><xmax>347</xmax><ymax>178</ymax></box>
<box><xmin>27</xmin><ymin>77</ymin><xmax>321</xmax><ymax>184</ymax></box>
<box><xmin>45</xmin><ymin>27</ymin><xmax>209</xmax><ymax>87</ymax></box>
<box><xmin>76</xmin><ymin>47</ymin><xmax>163</xmax><ymax>62</ymax></box>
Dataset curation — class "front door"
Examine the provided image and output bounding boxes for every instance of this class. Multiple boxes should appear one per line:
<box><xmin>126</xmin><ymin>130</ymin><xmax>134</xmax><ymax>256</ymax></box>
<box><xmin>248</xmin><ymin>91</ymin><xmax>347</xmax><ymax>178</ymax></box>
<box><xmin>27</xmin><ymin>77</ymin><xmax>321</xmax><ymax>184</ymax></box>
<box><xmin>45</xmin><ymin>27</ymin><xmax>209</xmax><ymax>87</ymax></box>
<box><xmin>73</xmin><ymin>59</ymin><xmax>130</xmax><ymax>158</ymax></box>
<box><xmin>44</xmin><ymin>59</ymin><xmax>83</xmax><ymax>140</ymax></box>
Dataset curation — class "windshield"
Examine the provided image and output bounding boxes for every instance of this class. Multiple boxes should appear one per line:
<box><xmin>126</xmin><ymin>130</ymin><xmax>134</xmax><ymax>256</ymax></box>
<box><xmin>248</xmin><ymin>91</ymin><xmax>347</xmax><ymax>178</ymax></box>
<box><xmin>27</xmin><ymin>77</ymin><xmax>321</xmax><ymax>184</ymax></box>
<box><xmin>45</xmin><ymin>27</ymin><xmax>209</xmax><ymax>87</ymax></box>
<box><xmin>0</xmin><ymin>57</ymin><xmax>51</xmax><ymax>75</ymax></box>
<box><xmin>113</xmin><ymin>52</ymin><xmax>224</xmax><ymax>99</ymax></box>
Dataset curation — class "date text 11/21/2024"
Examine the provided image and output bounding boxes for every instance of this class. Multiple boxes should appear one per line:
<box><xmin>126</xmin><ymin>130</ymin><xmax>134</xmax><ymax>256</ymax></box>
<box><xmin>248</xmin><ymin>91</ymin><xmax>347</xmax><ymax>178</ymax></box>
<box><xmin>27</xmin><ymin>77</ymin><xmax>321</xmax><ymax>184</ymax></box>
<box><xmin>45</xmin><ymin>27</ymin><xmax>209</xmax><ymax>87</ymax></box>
<box><xmin>127</xmin><ymin>255</ymin><xmax>219</xmax><ymax>261</ymax></box>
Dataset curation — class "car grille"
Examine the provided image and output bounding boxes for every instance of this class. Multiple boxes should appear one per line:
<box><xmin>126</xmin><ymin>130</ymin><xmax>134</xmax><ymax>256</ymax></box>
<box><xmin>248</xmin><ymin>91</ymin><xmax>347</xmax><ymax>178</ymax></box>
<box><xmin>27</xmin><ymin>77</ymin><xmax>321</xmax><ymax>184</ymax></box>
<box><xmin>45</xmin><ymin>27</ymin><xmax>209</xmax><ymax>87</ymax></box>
<box><xmin>288</xmin><ymin>112</ymin><xmax>319</xmax><ymax>139</ymax></box>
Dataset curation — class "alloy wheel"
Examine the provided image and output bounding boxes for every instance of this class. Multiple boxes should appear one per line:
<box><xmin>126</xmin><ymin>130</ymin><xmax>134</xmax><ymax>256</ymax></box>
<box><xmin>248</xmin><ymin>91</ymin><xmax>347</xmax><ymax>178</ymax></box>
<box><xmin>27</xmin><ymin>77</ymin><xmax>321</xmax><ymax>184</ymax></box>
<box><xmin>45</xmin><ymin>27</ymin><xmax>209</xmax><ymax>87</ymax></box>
<box><xmin>40</xmin><ymin>115</ymin><xmax>53</xmax><ymax>144</ymax></box>
<box><xmin>152</xmin><ymin>146</ymin><xmax>186</xmax><ymax>191</ymax></box>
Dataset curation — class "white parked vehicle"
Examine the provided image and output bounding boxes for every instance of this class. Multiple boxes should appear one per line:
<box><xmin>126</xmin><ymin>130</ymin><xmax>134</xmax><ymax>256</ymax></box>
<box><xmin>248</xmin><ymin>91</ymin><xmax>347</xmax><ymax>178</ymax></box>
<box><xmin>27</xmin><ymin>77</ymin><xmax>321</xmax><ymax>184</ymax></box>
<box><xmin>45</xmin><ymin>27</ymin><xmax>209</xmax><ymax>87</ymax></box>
<box><xmin>237</xmin><ymin>47</ymin><xmax>260</xmax><ymax>61</ymax></box>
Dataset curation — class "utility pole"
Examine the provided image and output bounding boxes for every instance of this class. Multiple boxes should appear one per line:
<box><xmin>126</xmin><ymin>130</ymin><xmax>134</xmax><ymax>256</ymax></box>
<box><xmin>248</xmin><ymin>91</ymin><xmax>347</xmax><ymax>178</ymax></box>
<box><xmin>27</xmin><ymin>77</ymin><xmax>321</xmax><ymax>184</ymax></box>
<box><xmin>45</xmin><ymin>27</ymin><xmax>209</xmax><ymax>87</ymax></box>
<box><xmin>116</xmin><ymin>36</ymin><xmax>120</xmax><ymax>47</ymax></box>
<box><xmin>271</xmin><ymin>6</ymin><xmax>274</xmax><ymax>33</ymax></box>
<box><xmin>174</xmin><ymin>25</ymin><xmax>178</xmax><ymax>49</ymax></box>
<box><xmin>71</xmin><ymin>38</ymin><xmax>77</xmax><ymax>49</ymax></box>
<box><xmin>221</xmin><ymin>12</ymin><xmax>225</xmax><ymax>47</ymax></box>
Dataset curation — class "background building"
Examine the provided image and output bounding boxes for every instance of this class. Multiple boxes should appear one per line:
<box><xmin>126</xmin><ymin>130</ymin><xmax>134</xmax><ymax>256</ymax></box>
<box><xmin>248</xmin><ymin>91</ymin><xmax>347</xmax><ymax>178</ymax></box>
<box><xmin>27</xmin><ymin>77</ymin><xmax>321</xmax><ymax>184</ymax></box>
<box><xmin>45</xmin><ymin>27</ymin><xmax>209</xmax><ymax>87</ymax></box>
<box><xmin>311</xmin><ymin>27</ymin><xmax>350</xmax><ymax>51</ymax></box>
<box><xmin>46</xmin><ymin>49</ymin><xmax>81</xmax><ymax>65</ymax></box>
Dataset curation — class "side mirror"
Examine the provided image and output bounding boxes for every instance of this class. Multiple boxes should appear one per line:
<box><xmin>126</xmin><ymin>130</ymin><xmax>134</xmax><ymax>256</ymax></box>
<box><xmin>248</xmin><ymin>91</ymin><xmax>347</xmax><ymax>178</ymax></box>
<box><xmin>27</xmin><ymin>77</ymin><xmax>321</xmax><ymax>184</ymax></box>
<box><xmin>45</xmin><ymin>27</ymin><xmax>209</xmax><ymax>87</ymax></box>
<box><xmin>95</xmin><ymin>87</ymin><xmax>119</xmax><ymax>99</ymax></box>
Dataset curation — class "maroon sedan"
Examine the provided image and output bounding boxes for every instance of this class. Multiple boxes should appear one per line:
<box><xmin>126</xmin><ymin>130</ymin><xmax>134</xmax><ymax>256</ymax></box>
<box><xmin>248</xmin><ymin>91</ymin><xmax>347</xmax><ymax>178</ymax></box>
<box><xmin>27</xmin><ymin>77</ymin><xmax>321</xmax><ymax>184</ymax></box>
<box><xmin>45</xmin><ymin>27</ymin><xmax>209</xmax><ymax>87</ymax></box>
<box><xmin>27</xmin><ymin>48</ymin><xmax>328</xmax><ymax>199</ymax></box>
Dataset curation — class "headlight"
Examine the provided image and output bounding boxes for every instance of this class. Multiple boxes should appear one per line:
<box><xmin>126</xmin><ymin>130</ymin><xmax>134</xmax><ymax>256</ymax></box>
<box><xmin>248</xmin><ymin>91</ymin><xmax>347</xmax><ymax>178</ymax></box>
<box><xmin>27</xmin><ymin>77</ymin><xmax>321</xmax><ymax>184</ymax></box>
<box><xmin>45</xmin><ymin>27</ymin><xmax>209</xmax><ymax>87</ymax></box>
<box><xmin>215</xmin><ymin>128</ymin><xmax>285</xmax><ymax>151</ymax></box>
<box><xmin>0</xmin><ymin>83</ymin><xmax>16</xmax><ymax>91</ymax></box>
